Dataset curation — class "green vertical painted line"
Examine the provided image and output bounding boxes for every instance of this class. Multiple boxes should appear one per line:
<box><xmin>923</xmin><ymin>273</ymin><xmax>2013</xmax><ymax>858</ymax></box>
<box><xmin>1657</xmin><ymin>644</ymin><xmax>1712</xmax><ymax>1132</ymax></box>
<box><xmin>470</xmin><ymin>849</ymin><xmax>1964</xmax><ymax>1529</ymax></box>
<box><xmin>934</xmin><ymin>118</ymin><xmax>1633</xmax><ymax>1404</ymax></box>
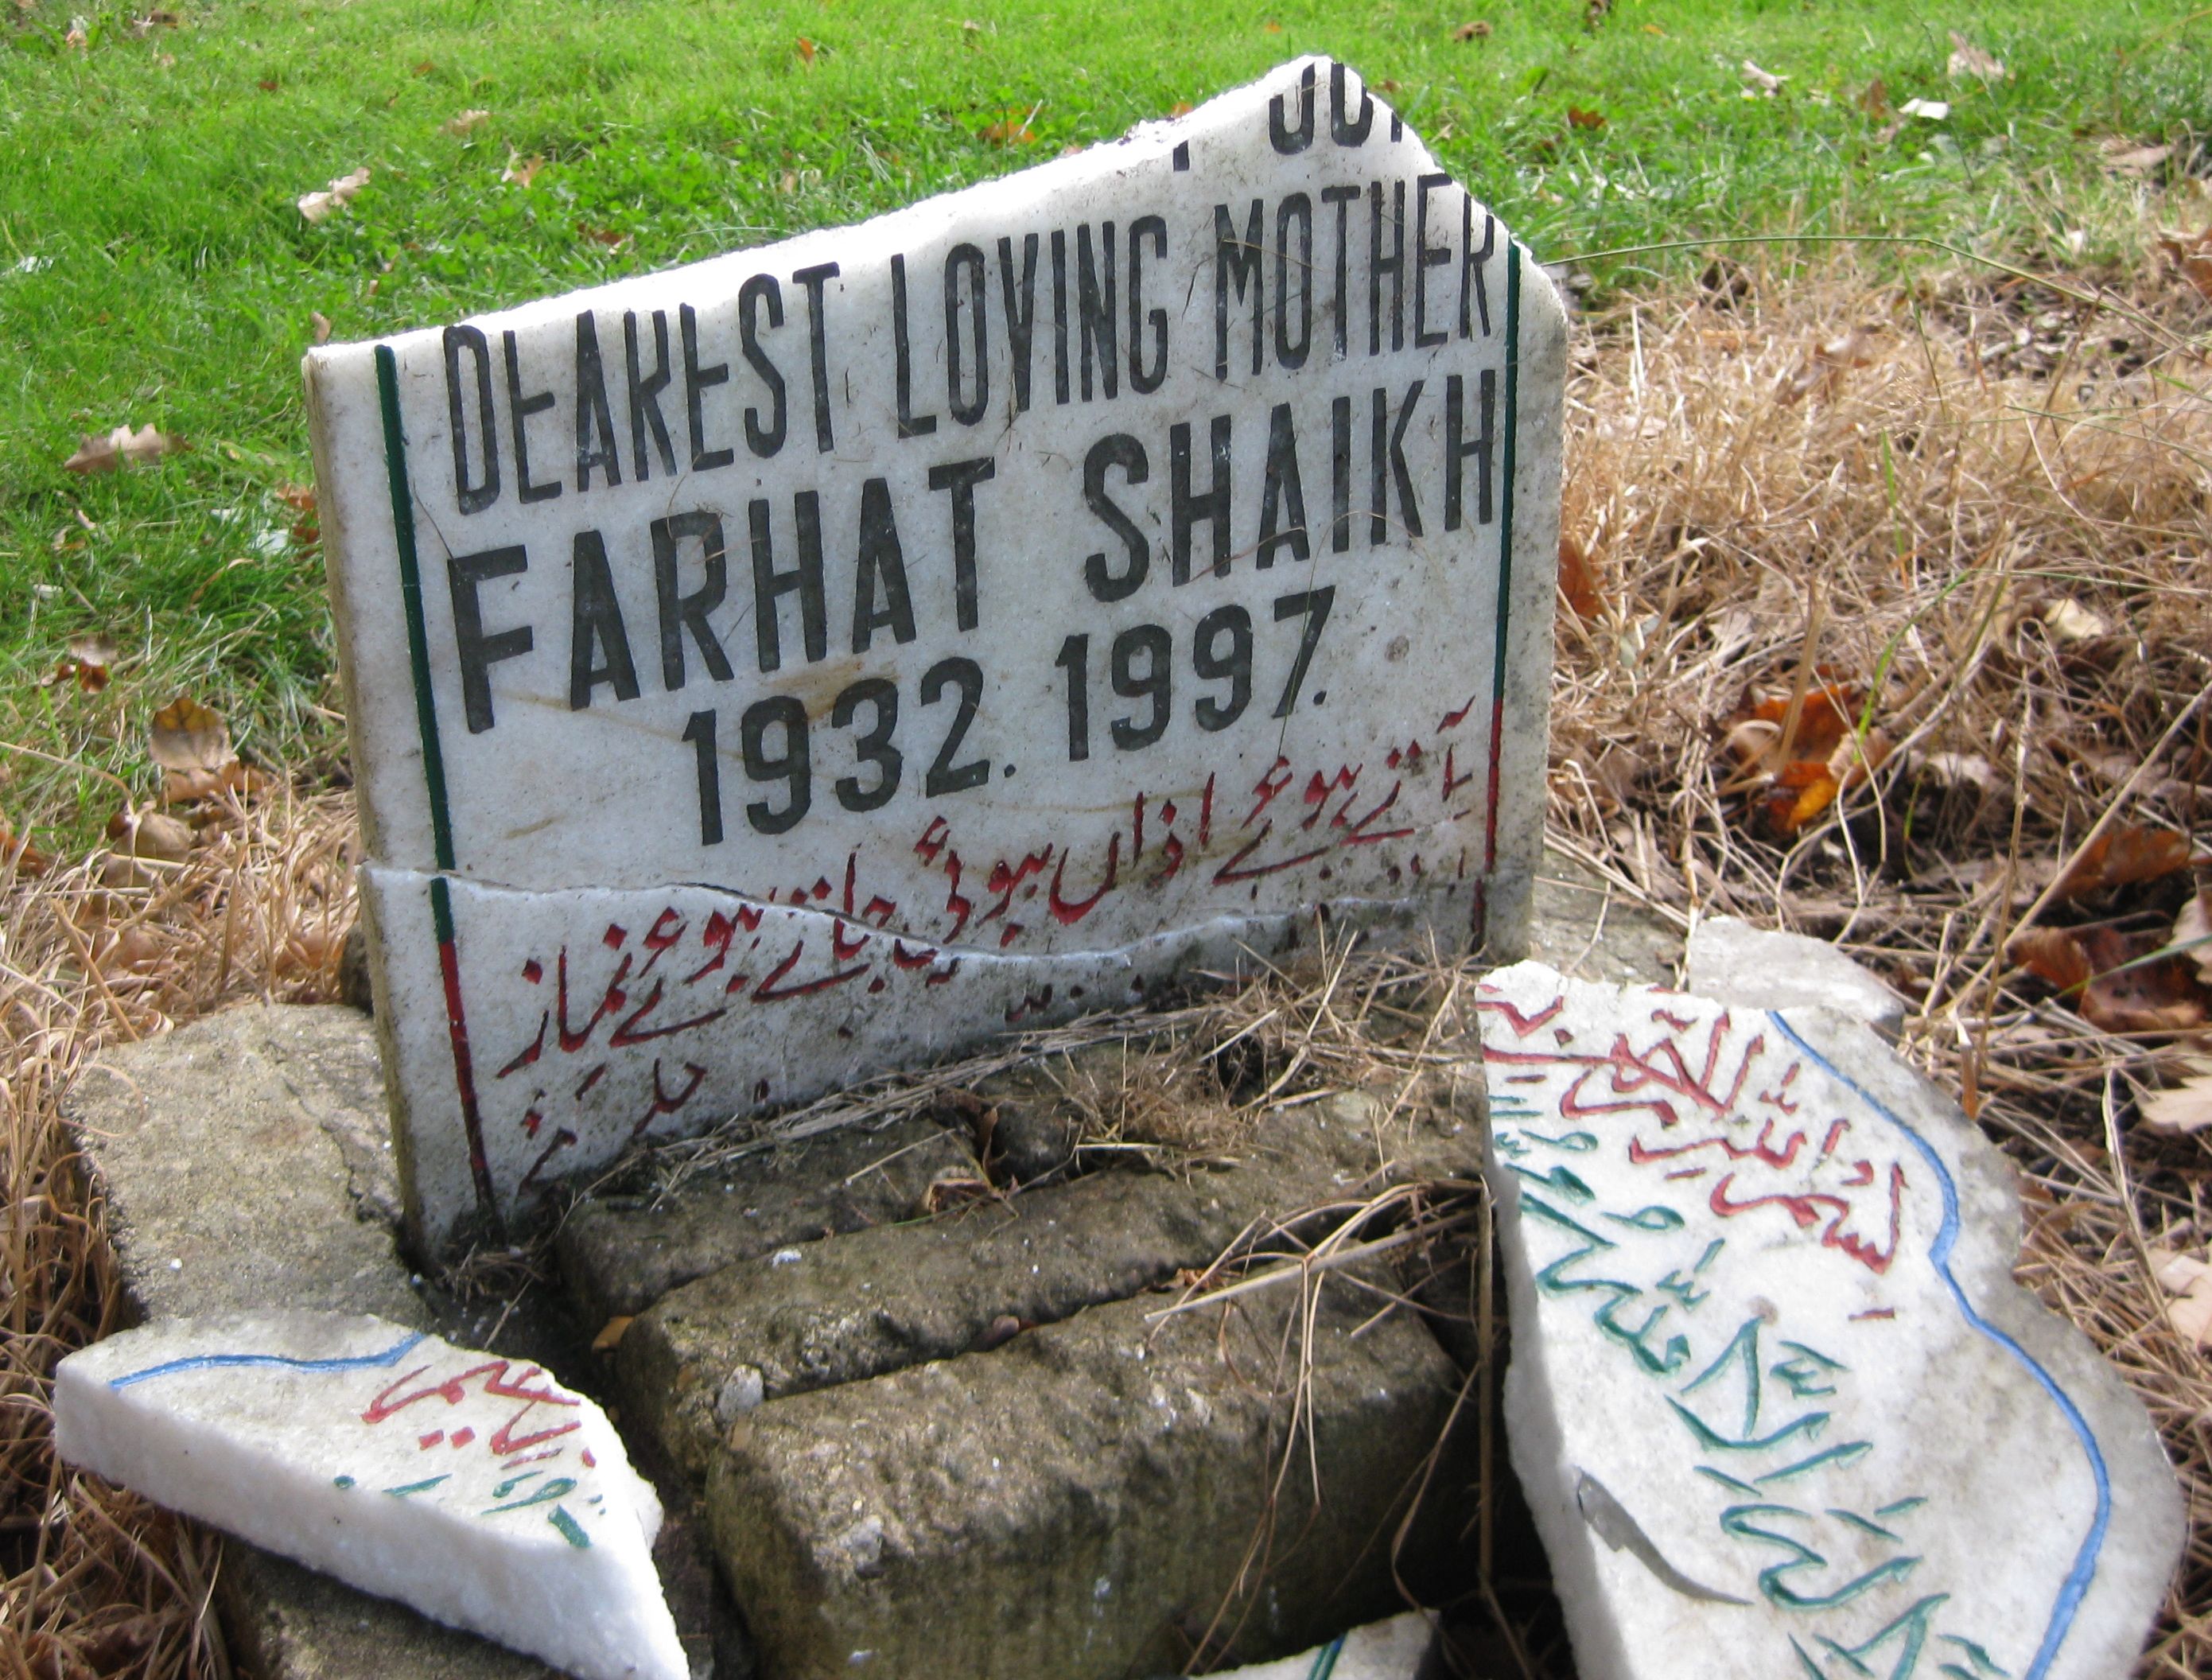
<box><xmin>1491</xmin><ymin>241</ymin><xmax>1522</xmax><ymax>717</ymax></box>
<box><xmin>375</xmin><ymin>343</ymin><xmax>457</xmax><ymax>874</ymax></box>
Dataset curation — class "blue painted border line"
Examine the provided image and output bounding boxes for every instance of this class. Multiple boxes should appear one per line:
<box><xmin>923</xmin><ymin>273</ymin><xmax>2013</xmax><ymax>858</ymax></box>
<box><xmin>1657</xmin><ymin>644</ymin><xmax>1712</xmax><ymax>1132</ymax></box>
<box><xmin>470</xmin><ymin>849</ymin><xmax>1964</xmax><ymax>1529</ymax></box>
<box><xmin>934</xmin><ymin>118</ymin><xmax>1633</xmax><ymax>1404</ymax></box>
<box><xmin>1305</xmin><ymin>1632</ymin><xmax>1347</xmax><ymax>1680</ymax></box>
<box><xmin>111</xmin><ymin>1332</ymin><xmax>428</xmax><ymax>1390</ymax></box>
<box><xmin>1768</xmin><ymin>1013</ymin><xmax>2108</xmax><ymax>1680</ymax></box>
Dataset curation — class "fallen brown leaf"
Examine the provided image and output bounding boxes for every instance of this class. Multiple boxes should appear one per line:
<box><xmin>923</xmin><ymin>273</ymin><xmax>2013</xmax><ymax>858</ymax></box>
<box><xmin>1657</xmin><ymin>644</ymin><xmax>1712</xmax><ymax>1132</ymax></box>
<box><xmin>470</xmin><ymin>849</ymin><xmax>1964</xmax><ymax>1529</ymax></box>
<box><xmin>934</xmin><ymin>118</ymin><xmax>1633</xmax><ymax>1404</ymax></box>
<box><xmin>64</xmin><ymin>423</ymin><xmax>185</xmax><ymax>475</ymax></box>
<box><xmin>592</xmin><ymin>1316</ymin><xmax>634</xmax><ymax>1351</ymax></box>
<box><xmin>978</xmin><ymin>111</ymin><xmax>1036</xmax><ymax>146</ymax></box>
<box><xmin>1453</xmin><ymin>19</ymin><xmax>1491</xmax><ymax>40</ymax></box>
<box><xmin>1945</xmin><ymin>30</ymin><xmax>2004</xmax><ymax>83</ymax></box>
<box><xmin>310</xmin><ymin>310</ymin><xmax>333</xmax><ymax>344</ymax></box>
<box><xmin>795</xmin><ymin>35</ymin><xmax>816</xmax><ymax>64</ymax></box>
<box><xmin>1857</xmin><ymin>77</ymin><xmax>1889</xmax><ymax>118</ymax></box>
<box><xmin>2142</xmin><ymin>1067</ymin><xmax>2212</xmax><ymax>1136</ymax></box>
<box><xmin>161</xmin><ymin>763</ymin><xmax>267</xmax><ymax>805</ymax></box>
<box><xmin>2175</xmin><ymin>890</ymin><xmax>2212</xmax><ymax>986</ymax></box>
<box><xmin>148</xmin><ymin>694</ymin><xmax>231</xmax><ymax>773</ymax></box>
<box><xmin>1168</xmin><ymin>100</ymin><xmax>1194</xmax><ymax>118</ymax></box>
<box><xmin>2052</xmin><ymin>824</ymin><xmax>2196</xmax><ymax>901</ymax></box>
<box><xmin>1740</xmin><ymin>59</ymin><xmax>1786</xmax><ymax>95</ymax></box>
<box><xmin>2007</xmin><ymin>925</ymin><xmax>2093</xmax><ymax>994</ymax></box>
<box><xmin>500</xmin><ymin>150</ymin><xmax>546</xmax><ymax>189</ymax></box>
<box><xmin>442</xmin><ymin>107</ymin><xmax>491</xmax><ymax>137</ymax></box>
<box><xmin>1557</xmin><ymin>533</ymin><xmax>1602</xmax><ymax>619</ymax></box>
<box><xmin>2042</xmin><ymin>597</ymin><xmax>2113</xmax><ymax>644</ymax></box>
<box><xmin>107</xmin><ymin>807</ymin><xmax>192</xmax><ymax>864</ymax></box>
<box><xmin>0</xmin><ymin>809</ymin><xmax>51</xmax><ymax>877</ymax></box>
<box><xmin>297</xmin><ymin>165</ymin><xmax>371</xmax><ymax>224</ymax></box>
<box><xmin>577</xmin><ymin>223</ymin><xmax>628</xmax><ymax>248</ymax></box>
<box><xmin>1567</xmin><ymin>105</ymin><xmax>1606</xmax><ymax>131</ymax></box>
<box><xmin>257</xmin><ymin>77</ymin><xmax>278</xmax><ymax>92</ymax></box>
<box><xmin>49</xmin><ymin>631</ymin><xmax>119</xmax><ymax>693</ymax></box>
<box><xmin>2156</xmin><ymin>226</ymin><xmax>2212</xmax><ymax>301</ymax></box>
<box><xmin>2101</xmin><ymin>138</ymin><xmax>2172</xmax><ymax>178</ymax></box>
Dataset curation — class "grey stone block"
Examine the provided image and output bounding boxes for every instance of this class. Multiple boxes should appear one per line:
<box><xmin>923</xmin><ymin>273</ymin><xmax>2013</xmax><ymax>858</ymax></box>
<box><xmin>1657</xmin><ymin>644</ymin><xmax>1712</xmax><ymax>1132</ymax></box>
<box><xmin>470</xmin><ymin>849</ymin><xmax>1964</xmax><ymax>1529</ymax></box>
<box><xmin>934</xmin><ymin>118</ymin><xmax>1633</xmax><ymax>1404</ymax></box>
<box><xmin>1525</xmin><ymin>847</ymin><xmax>1681</xmax><ymax>989</ymax></box>
<box><xmin>554</xmin><ymin>1117</ymin><xmax>985</xmax><ymax>1327</ymax></box>
<box><xmin>622</xmin><ymin>1169</ymin><xmax>1256</xmax><ymax>1476</ymax></box>
<box><xmin>64</xmin><ymin>1004</ymin><xmax>421</xmax><ymax>1328</ymax></box>
<box><xmin>706</xmin><ymin>1283</ymin><xmax>1467</xmax><ymax>1680</ymax></box>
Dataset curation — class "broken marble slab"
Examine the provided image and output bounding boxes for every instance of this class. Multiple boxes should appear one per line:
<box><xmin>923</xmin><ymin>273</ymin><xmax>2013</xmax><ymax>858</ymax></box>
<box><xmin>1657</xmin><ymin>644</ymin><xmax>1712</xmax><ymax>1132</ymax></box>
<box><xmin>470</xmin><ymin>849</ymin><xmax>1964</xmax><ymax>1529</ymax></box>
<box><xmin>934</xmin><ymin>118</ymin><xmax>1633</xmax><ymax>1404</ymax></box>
<box><xmin>1475</xmin><ymin>961</ymin><xmax>2183</xmax><ymax>1680</ymax></box>
<box><xmin>1184</xmin><ymin>1612</ymin><xmax>1434</xmax><ymax>1679</ymax></box>
<box><xmin>307</xmin><ymin>53</ymin><xmax>1568</xmax><ymax>1252</ymax></box>
<box><xmin>54</xmin><ymin>1313</ymin><xmax>686</xmax><ymax>1680</ymax></box>
<box><xmin>1683</xmin><ymin>914</ymin><xmax>1906</xmax><ymax>1041</ymax></box>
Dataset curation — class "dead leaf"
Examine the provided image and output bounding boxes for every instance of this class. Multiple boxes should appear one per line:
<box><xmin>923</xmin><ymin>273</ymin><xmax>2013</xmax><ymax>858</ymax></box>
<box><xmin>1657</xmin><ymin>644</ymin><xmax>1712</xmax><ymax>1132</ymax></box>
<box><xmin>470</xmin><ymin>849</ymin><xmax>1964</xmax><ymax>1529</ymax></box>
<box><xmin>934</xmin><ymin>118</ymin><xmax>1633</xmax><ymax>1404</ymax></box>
<box><xmin>1857</xmin><ymin>78</ymin><xmax>1890</xmax><ymax>119</ymax></box>
<box><xmin>1898</xmin><ymin>97</ymin><xmax>1950</xmax><ymax>121</ymax></box>
<box><xmin>978</xmin><ymin>110</ymin><xmax>1036</xmax><ymax>146</ymax></box>
<box><xmin>2175</xmin><ymin>890</ymin><xmax>2212</xmax><ymax>986</ymax></box>
<box><xmin>107</xmin><ymin>807</ymin><xmax>192</xmax><ymax>863</ymax></box>
<box><xmin>500</xmin><ymin>150</ymin><xmax>546</xmax><ymax>189</ymax></box>
<box><xmin>2052</xmin><ymin>825</ymin><xmax>2196</xmax><ymax>901</ymax></box>
<box><xmin>1566</xmin><ymin>105</ymin><xmax>1606</xmax><ymax>131</ymax></box>
<box><xmin>1453</xmin><ymin>19</ymin><xmax>1491</xmax><ymax>40</ymax></box>
<box><xmin>148</xmin><ymin>695</ymin><xmax>231</xmax><ymax>772</ymax></box>
<box><xmin>592</xmin><ymin>1316</ymin><xmax>634</xmax><ymax>1351</ymax></box>
<box><xmin>1168</xmin><ymin>101</ymin><xmax>1194</xmax><ymax>118</ymax></box>
<box><xmin>1945</xmin><ymin>30</ymin><xmax>2004</xmax><ymax>83</ymax></box>
<box><xmin>2007</xmin><ymin>925</ymin><xmax>2093</xmax><ymax>994</ymax></box>
<box><xmin>577</xmin><ymin>223</ymin><xmax>628</xmax><ymax>248</ymax></box>
<box><xmin>442</xmin><ymin>107</ymin><xmax>490</xmax><ymax>136</ymax></box>
<box><xmin>64</xmin><ymin>422</ymin><xmax>184</xmax><ymax>475</ymax></box>
<box><xmin>1740</xmin><ymin>60</ymin><xmax>1786</xmax><ymax>95</ymax></box>
<box><xmin>1918</xmin><ymin>751</ymin><xmax>1994</xmax><ymax>794</ymax></box>
<box><xmin>1263</xmin><ymin>19</ymin><xmax>1283</xmax><ymax>32</ymax></box>
<box><xmin>257</xmin><ymin>77</ymin><xmax>278</xmax><ymax>91</ymax></box>
<box><xmin>0</xmin><ymin>810</ymin><xmax>51</xmax><ymax>877</ymax></box>
<box><xmin>161</xmin><ymin>761</ymin><xmax>268</xmax><ymax>806</ymax></box>
<box><xmin>411</xmin><ymin>59</ymin><xmax>434</xmax><ymax>75</ymax></box>
<box><xmin>95</xmin><ymin>924</ymin><xmax>165</xmax><ymax>976</ymax></box>
<box><xmin>795</xmin><ymin>35</ymin><xmax>816</xmax><ymax>64</ymax></box>
<box><xmin>310</xmin><ymin>310</ymin><xmax>332</xmax><ymax>344</ymax></box>
<box><xmin>46</xmin><ymin>631</ymin><xmax>119</xmax><ymax>693</ymax></box>
<box><xmin>2100</xmin><ymin>138</ymin><xmax>2171</xmax><ymax>177</ymax></box>
<box><xmin>2042</xmin><ymin>597</ymin><xmax>2113</xmax><ymax>643</ymax></box>
<box><xmin>2142</xmin><ymin>1068</ymin><xmax>2212</xmax><ymax>1136</ymax></box>
<box><xmin>297</xmin><ymin>165</ymin><xmax>370</xmax><ymax>224</ymax></box>
<box><xmin>2012</xmin><ymin>922</ymin><xmax>2211</xmax><ymax>1033</ymax></box>
<box><xmin>1557</xmin><ymin>533</ymin><xmax>1602</xmax><ymax>619</ymax></box>
<box><xmin>1725</xmin><ymin>682</ymin><xmax>1892</xmax><ymax>838</ymax></box>
<box><xmin>2156</xmin><ymin>226</ymin><xmax>2212</xmax><ymax>300</ymax></box>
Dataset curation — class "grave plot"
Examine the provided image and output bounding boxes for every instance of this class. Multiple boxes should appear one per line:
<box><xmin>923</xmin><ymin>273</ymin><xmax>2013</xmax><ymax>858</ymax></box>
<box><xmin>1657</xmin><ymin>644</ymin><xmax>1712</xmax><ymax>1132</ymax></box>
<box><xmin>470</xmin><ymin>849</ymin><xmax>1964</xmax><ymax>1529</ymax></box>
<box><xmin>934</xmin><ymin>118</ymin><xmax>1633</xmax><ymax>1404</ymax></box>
<box><xmin>305</xmin><ymin>56</ymin><xmax>1567</xmax><ymax>1253</ymax></box>
<box><xmin>1475</xmin><ymin>961</ymin><xmax>2185</xmax><ymax>1680</ymax></box>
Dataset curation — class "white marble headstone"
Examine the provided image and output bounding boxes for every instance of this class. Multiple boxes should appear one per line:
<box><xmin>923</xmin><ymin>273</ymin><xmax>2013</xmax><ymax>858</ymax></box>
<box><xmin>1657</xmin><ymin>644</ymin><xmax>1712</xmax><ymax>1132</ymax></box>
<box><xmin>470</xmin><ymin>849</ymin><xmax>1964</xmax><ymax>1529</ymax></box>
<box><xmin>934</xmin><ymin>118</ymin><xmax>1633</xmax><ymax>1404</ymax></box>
<box><xmin>306</xmin><ymin>56</ymin><xmax>1565</xmax><ymax>1250</ymax></box>
<box><xmin>54</xmin><ymin>1313</ymin><xmax>686</xmax><ymax>1680</ymax></box>
<box><xmin>1475</xmin><ymin>962</ymin><xmax>2183</xmax><ymax>1680</ymax></box>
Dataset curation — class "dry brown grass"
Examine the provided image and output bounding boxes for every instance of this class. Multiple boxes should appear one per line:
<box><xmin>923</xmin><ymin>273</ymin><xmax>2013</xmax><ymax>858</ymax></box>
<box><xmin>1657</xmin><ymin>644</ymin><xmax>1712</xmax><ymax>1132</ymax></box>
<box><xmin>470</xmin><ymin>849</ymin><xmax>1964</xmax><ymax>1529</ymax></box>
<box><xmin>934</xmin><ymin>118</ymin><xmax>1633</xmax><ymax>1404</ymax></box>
<box><xmin>2</xmin><ymin>789</ymin><xmax>356</xmax><ymax>1679</ymax></box>
<box><xmin>1550</xmin><ymin>255</ymin><xmax>2212</xmax><ymax>1673</ymax></box>
<box><xmin>3</xmin><ymin>253</ymin><xmax>2210</xmax><ymax>1677</ymax></box>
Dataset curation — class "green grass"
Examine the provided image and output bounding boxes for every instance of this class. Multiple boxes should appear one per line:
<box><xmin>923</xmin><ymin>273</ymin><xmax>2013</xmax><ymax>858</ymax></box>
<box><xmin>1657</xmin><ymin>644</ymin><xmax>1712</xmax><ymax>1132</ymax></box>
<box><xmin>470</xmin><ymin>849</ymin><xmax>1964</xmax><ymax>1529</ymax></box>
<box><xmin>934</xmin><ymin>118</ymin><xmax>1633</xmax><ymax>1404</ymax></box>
<box><xmin>1</xmin><ymin>0</ymin><xmax>2206</xmax><ymax>844</ymax></box>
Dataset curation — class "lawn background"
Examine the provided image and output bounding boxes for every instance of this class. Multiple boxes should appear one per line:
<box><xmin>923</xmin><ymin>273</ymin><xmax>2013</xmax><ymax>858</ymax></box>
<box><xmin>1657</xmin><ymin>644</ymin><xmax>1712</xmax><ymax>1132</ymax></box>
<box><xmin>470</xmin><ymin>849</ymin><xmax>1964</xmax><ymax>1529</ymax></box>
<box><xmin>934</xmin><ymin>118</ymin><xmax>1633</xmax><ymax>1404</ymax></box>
<box><xmin>0</xmin><ymin>0</ymin><xmax>2206</xmax><ymax>844</ymax></box>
